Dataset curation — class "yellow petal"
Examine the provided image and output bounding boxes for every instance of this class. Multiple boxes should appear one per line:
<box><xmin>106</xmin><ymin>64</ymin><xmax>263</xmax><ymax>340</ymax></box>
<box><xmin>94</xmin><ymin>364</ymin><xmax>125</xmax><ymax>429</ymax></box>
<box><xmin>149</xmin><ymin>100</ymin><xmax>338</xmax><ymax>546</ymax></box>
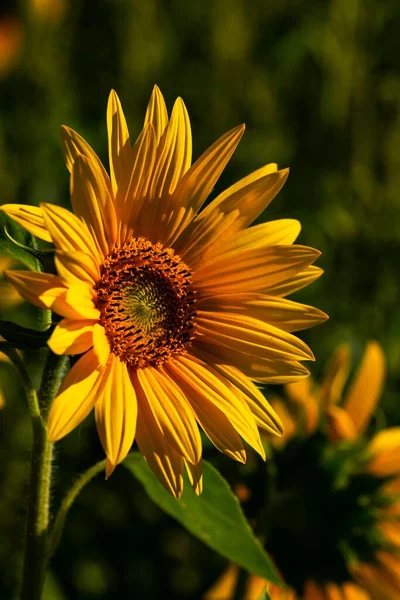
<box><xmin>198</xmin><ymin>293</ymin><xmax>328</xmax><ymax>333</ymax></box>
<box><xmin>150</xmin><ymin>97</ymin><xmax>192</xmax><ymax>198</ymax></box>
<box><xmin>63</xmin><ymin>285</ymin><xmax>99</xmax><ymax>320</ymax></box>
<box><xmin>267</xmin><ymin>582</ymin><xmax>297</xmax><ymax>600</ymax></box>
<box><xmin>379</xmin><ymin>521</ymin><xmax>400</xmax><ymax>547</ymax></box>
<box><xmin>195</xmin><ymin>166</ymin><xmax>288</xmax><ymax>239</ymax></box>
<box><xmin>185</xmin><ymin>460</ymin><xmax>203</xmax><ymax>496</ymax></box>
<box><xmin>376</xmin><ymin>551</ymin><xmax>400</xmax><ymax>577</ymax></box>
<box><xmin>269</xmin><ymin>397</ymin><xmax>297</xmax><ymax>446</ymax></box>
<box><xmin>203</xmin><ymin>565</ymin><xmax>238</xmax><ymax>600</ymax></box>
<box><xmin>48</xmin><ymin>349</ymin><xmax>105</xmax><ymax>442</ymax></box>
<box><xmin>213</xmin><ymin>218</ymin><xmax>302</xmax><ymax>255</ymax></box>
<box><xmin>5</xmin><ymin>269</ymin><xmax>62</xmax><ymax>308</ymax></box>
<box><xmin>71</xmin><ymin>154</ymin><xmax>118</xmax><ymax>257</ymax></box>
<box><xmin>60</xmin><ymin>125</ymin><xmax>111</xmax><ymax>191</ymax></box>
<box><xmin>285</xmin><ymin>377</ymin><xmax>320</xmax><ymax>435</ymax></box>
<box><xmin>143</xmin><ymin>85</ymin><xmax>168</xmax><ymax>142</ymax></box>
<box><xmin>166</xmin><ymin>358</ymin><xmax>246</xmax><ymax>463</ymax></box>
<box><xmin>139</xmin><ymin>98</ymin><xmax>192</xmax><ymax>243</ymax></box>
<box><xmin>319</xmin><ymin>344</ymin><xmax>352</xmax><ymax>407</ymax></box>
<box><xmin>197</xmin><ymin>312</ymin><xmax>315</xmax><ymax>363</ymax></box>
<box><xmin>5</xmin><ymin>269</ymin><xmax>97</xmax><ymax>320</ymax></box>
<box><xmin>164</xmin><ymin>124</ymin><xmax>245</xmax><ymax>246</ymax></box>
<box><xmin>383</xmin><ymin>477</ymin><xmax>400</xmax><ymax>496</ymax></box>
<box><xmin>324</xmin><ymin>583</ymin><xmax>344</xmax><ymax>600</ymax></box>
<box><xmin>285</xmin><ymin>377</ymin><xmax>313</xmax><ymax>403</ymax></box>
<box><xmin>351</xmin><ymin>561</ymin><xmax>400</xmax><ymax>600</ymax></box>
<box><xmin>367</xmin><ymin>427</ymin><xmax>400</xmax><ymax>477</ymax></box>
<box><xmin>191</xmin><ymin>346</ymin><xmax>283</xmax><ymax>436</ymax></box>
<box><xmin>341</xmin><ymin>582</ymin><xmax>370</xmax><ymax>600</ymax></box>
<box><xmin>193</xmin><ymin>337</ymin><xmax>310</xmax><ymax>384</ymax></box>
<box><xmin>326</xmin><ymin>405</ymin><xmax>358</xmax><ymax>441</ymax></box>
<box><xmin>134</xmin><ymin>378</ymin><xmax>184</xmax><ymax>498</ymax></box>
<box><xmin>194</xmin><ymin>245</ymin><xmax>321</xmax><ymax>295</ymax></box>
<box><xmin>169</xmin><ymin>354</ymin><xmax>263</xmax><ymax>459</ymax></box>
<box><xmin>246</xmin><ymin>576</ymin><xmax>269</xmax><ymax>600</ymax></box>
<box><xmin>266</xmin><ymin>265</ymin><xmax>324</xmax><ymax>297</ymax></box>
<box><xmin>0</xmin><ymin>204</ymin><xmax>52</xmax><ymax>242</ymax></box>
<box><xmin>40</xmin><ymin>202</ymin><xmax>102</xmax><ymax>264</ymax></box>
<box><xmin>343</xmin><ymin>341</ymin><xmax>385</xmax><ymax>434</ymax></box>
<box><xmin>92</xmin><ymin>323</ymin><xmax>110</xmax><ymax>367</ymax></box>
<box><xmin>55</xmin><ymin>250</ymin><xmax>100</xmax><ymax>286</ymax></box>
<box><xmin>48</xmin><ymin>319</ymin><xmax>95</xmax><ymax>355</ymax></box>
<box><xmin>303</xmin><ymin>580</ymin><xmax>326</xmax><ymax>600</ymax></box>
<box><xmin>105</xmin><ymin>459</ymin><xmax>116</xmax><ymax>479</ymax></box>
<box><xmin>354</xmin><ymin>552</ymin><xmax>400</xmax><ymax>597</ymax></box>
<box><xmin>175</xmin><ymin>168</ymin><xmax>290</xmax><ymax>268</ymax></box>
<box><xmin>119</xmin><ymin>123</ymin><xmax>158</xmax><ymax>243</ymax></box>
<box><xmin>134</xmin><ymin>367</ymin><xmax>201</xmax><ymax>464</ymax></box>
<box><xmin>107</xmin><ymin>90</ymin><xmax>131</xmax><ymax>201</ymax></box>
<box><xmin>95</xmin><ymin>354</ymin><xmax>137</xmax><ymax>468</ymax></box>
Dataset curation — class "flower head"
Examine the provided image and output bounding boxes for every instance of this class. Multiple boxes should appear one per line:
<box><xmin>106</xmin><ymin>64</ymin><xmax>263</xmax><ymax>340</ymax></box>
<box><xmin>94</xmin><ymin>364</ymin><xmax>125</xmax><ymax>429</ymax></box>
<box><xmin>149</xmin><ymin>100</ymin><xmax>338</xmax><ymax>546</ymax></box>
<box><xmin>210</xmin><ymin>342</ymin><xmax>400</xmax><ymax>599</ymax></box>
<box><xmin>1</xmin><ymin>87</ymin><xmax>326</xmax><ymax>496</ymax></box>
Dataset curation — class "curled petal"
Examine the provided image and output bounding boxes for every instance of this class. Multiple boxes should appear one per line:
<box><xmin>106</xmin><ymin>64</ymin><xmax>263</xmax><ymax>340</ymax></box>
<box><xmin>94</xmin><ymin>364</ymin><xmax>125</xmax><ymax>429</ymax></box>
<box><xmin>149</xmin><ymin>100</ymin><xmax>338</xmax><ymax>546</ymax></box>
<box><xmin>48</xmin><ymin>349</ymin><xmax>105</xmax><ymax>442</ymax></box>
<box><xmin>48</xmin><ymin>319</ymin><xmax>95</xmax><ymax>355</ymax></box>
<box><xmin>0</xmin><ymin>204</ymin><xmax>52</xmax><ymax>242</ymax></box>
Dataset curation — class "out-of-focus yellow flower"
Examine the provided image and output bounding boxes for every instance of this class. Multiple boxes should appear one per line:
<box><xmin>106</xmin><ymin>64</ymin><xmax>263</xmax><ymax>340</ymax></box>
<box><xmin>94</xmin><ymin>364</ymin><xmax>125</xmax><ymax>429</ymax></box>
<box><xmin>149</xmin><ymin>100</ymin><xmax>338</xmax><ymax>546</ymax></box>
<box><xmin>0</xmin><ymin>16</ymin><xmax>23</xmax><ymax>78</ymax></box>
<box><xmin>1</xmin><ymin>86</ymin><xmax>327</xmax><ymax>496</ymax></box>
<box><xmin>29</xmin><ymin>0</ymin><xmax>68</xmax><ymax>24</ymax></box>
<box><xmin>205</xmin><ymin>342</ymin><xmax>400</xmax><ymax>600</ymax></box>
<box><xmin>0</xmin><ymin>256</ymin><xmax>23</xmax><ymax>312</ymax></box>
<box><xmin>270</xmin><ymin>341</ymin><xmax>385</xmax><ymax>445</ymax></box>
<box><xmin>0</xmin><ymin>381</ymin><xmax>4</xmax><ymax>409</ymax></box>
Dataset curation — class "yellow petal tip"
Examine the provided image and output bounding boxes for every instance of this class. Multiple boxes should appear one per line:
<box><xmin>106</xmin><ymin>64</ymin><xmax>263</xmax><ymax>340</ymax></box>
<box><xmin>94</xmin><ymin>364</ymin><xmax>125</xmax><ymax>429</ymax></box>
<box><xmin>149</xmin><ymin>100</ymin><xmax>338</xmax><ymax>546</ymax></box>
<box><xmin>105</xmin><ymin>460</ymin><xmax>116</xmax><ymax>479</ymax></box>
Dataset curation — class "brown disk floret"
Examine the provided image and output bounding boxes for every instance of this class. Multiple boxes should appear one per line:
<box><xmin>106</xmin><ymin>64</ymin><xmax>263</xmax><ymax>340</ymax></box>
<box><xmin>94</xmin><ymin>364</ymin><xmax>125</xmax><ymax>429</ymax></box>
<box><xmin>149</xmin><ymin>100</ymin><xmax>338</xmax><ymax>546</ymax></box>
<box><xmin>95</xmin><ymin>237</ymin><xmax>196</xmax><ymax>369</ymax></box>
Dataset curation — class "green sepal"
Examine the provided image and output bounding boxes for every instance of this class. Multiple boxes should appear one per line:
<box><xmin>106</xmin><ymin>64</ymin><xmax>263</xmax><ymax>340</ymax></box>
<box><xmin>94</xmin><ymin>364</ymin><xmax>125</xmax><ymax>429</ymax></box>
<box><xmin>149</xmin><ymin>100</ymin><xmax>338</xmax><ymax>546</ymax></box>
<box><xmin>0</xmin><ymin>211</ymin><xmax>54</xmax><ymax>272</ymax></box>
<box><xmin>0</xmin><ymin>320</ymin><xmax>54</xmax><ymax>349</ymax></box>
<box><xmin>124</xmin><ymin>453</ymin><xmax>281</xmax><ymax>585</ymax></box>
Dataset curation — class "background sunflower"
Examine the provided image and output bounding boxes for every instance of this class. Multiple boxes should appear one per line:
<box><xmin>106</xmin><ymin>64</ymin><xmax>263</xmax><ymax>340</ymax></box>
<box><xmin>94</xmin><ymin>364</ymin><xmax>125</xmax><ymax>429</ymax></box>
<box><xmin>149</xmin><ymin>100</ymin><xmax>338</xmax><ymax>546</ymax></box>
<box><xmin>0</xmin><ymin>1</ymin><xmax>399</xmax><ymax>599</ymax></box>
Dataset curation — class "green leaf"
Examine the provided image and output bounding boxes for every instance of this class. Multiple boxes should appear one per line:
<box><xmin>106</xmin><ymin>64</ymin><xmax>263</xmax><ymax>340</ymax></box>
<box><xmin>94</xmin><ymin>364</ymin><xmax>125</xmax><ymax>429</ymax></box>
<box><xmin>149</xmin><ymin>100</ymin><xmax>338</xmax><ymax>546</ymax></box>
<box><xmin>124</xmin><ymin>453</ymin><xmax>280</xmax><ymax>584</ymax></box>
<box><xmin>0</xmin><ymin>320</ymin><xmax>54</xmax><ymax>348</ymax></box>
<box><xmin>0</xmin><ymin>211</ymin><xmax>42</xmax><ymax>271</ymax></box>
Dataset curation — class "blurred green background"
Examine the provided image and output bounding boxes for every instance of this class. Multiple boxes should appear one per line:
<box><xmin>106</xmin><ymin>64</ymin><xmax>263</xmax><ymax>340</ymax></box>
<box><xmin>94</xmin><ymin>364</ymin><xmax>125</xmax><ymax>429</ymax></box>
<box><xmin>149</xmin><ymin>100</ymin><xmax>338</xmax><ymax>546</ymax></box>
<box><xmin>0</xmin><ymin>0</ymin><xmax>399</xmax><ymax>598</ymax></box>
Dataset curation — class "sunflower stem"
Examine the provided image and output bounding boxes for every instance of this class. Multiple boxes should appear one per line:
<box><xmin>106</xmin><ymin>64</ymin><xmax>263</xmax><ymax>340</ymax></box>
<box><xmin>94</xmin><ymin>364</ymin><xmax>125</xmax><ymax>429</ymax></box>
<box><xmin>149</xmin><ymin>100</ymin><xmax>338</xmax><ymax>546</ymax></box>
<box><xmin>19</xmin><ymin>351</ymin><xmax>67</xmax><ymax>600</ymax></box>
<box><xmin>48</xmin><ymin>458</ymin><xmax>107</xmax><ymax>559</ymax></box>
<box><xmin>37</xmin><ymin>352</ymin><xmax>69</xmax><ymax>420</ymax></box>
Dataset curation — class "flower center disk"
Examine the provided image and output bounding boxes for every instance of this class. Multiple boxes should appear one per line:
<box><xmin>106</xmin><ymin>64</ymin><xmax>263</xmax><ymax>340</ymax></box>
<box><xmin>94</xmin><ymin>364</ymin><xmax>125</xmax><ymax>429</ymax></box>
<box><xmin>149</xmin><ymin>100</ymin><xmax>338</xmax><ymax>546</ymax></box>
<box><xmin>95</xmin><ymin>237</ymin><xmax>196</xmax><ymax>368</ymax></box>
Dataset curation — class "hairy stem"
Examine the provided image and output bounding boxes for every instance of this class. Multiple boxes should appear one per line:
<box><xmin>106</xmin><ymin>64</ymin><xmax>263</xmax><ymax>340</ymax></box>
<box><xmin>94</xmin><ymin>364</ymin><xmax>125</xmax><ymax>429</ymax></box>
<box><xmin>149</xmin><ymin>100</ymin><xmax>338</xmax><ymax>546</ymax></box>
<box><xmin>18</xmin><ymin>352</ymin><xmax>67</xmax><ymax>600</ymax></box>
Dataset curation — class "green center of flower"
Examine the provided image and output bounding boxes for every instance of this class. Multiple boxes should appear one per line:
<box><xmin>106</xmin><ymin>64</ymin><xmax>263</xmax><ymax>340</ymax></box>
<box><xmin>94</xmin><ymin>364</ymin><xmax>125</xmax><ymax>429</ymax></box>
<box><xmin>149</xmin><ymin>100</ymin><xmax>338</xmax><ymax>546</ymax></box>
<box><xmin>252</xmin><ymin>433</ymin><xmax>390</xmax><ymax>593</ymax></box>
<box><xmin>95</xmin><ymin>237</ymin><xmax>196</xmax><ymax>368</ymax></box>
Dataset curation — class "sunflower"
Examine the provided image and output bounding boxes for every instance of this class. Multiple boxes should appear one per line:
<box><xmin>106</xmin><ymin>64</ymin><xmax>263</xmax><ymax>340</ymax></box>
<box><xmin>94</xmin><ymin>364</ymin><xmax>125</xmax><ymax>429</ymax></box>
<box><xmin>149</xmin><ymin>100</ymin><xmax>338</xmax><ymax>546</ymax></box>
<box><xmin>1</xmin><ymin>87</ymin><xmax>326</xmax><ymax>496</ymax></box>
<box><xmin>205</xmin><ymin>341</ymin><xmax>400</xmax><ymax>599</ymax></box>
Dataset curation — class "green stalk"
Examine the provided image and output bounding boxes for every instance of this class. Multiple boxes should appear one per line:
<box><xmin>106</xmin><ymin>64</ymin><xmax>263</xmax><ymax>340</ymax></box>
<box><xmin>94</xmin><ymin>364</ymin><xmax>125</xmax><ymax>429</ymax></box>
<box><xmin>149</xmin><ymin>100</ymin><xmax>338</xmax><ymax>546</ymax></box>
<box><xmin>17</xmin><ymin>352</ymin><xmax>68</xmax><ymax>600</ymax></box>
<box><xmin>19</xmin><ymin>419</ymin><xmax>53</xmax><ymax>600</ymax></box>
